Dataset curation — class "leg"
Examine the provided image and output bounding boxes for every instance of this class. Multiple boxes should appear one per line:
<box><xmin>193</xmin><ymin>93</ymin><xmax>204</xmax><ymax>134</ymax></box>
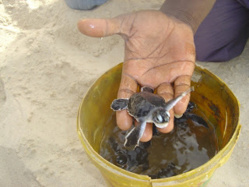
<box><xmin>194</xmin><ymin>0</ymin><xmax>249</xmax><ymax>62</ymax></box>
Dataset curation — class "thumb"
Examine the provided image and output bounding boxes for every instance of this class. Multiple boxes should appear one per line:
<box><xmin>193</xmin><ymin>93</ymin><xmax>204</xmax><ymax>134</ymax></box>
<box><xmin>77</xmin><ymin>18</ymin><xmax>120</xmax><ymax>37</ymax></box>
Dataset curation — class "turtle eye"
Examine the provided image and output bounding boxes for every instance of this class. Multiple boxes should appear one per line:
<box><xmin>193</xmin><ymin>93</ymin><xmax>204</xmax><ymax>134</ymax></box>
<box><xmin>156</xmin><ymin>114</ymin><xmax>163</xmax><ymax>123</ymax></box>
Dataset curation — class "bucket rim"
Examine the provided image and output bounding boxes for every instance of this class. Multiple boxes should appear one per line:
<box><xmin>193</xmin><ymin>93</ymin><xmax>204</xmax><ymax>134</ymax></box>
<box><xmin>77</xmin><ymin>63</ymin><xmax>241</xmax><ymax>183</ymax></box>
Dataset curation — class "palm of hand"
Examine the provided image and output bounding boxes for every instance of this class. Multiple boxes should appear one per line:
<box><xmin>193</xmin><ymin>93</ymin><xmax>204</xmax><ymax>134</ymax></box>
<box><xmin>119</xmin><ymin>11</ymin><xmax>195</xmax><ymax>89</ymax></box>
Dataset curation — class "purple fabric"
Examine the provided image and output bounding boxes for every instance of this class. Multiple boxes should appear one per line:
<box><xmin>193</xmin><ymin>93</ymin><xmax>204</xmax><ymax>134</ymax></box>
<box><xmin>194</xmin><ymin>0</ymin><xmax>249</xmax><ymax>62</ymax></box>
<box><xmin>237</xmin><ymin>0</ymin><xmax>249</xmax><ymax>8</ymax></box>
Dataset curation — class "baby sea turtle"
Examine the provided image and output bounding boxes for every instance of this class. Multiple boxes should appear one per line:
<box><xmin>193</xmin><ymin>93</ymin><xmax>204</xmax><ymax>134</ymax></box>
<box><xmin>111</xmin><ymin>87</ymin><xmax>192</xmax><ymax>149</ymax></box>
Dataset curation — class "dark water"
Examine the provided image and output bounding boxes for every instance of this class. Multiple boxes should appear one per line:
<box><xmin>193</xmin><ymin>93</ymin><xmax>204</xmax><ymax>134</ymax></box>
<box><xmin>100</xmin><ymin>102</ymin><xmax>219</xmax><ymax>179</ymax></box>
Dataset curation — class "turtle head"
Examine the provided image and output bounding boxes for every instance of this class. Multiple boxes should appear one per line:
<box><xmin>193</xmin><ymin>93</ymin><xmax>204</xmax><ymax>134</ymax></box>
<box><xmin>151</xmin><ymin>108</ymin><xmax>170</xmax><ymax>128</ymax></box>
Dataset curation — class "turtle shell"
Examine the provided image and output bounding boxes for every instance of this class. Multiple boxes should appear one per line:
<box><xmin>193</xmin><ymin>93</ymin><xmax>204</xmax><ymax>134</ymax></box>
<box><xmin>127</xmin><ymin>92</ymin><xmax>166</xmax><ymax>119</ymax></box>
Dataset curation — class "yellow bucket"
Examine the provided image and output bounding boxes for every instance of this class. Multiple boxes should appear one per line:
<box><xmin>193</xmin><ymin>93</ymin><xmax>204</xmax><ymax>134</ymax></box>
<box><xmin>77</xmin><ymin>63</ymin><xmax>240</xmax><ymax>187</ymax></box>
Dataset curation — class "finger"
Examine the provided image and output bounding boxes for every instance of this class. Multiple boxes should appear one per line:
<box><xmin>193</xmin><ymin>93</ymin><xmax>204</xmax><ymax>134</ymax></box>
<box><xmin>140</xmin><ymin>123</ymin><xmax>153</xmax><ymax>142</ymax></box>
<box><xmin>116</xmin><ymin>74</ymin><xmax>137</xmax><ymax>130</ymax></box>
<box><xmin>157</xmin><ymin>83</ymin><xmax>174</xmax><ymax>133</ymax></box>
<box><xmin>77</xmin><ymin>18</ymin><xmax>120</xmax><ymax>37</ymax></box>
<box><xmin>174</xmin><ymin>75</ymin><xmax>191</xmax><ymax>117</ymax></box>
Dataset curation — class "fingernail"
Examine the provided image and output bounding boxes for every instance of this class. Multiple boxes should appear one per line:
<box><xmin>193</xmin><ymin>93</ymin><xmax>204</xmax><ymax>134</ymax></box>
<box><xmin>174</xmin><ymin>114</ymin><xmax>183</xmax><ymax>118</ymax></box>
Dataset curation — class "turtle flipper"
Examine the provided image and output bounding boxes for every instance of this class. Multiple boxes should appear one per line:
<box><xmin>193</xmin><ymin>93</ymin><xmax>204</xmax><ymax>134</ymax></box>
<box><xmin>111</xmin><ymin>99</ymin><xmax>129</xmax><ymax>111</ymax></box>
<box><xmin>124</xmin><ymin>121</ymin><xmax>147</xmax><ymax>150</ymax></box>
<box><xmin>164</xmin><ymin>87</ymin><xmax>193</xmax><ymax>111</ymax></box>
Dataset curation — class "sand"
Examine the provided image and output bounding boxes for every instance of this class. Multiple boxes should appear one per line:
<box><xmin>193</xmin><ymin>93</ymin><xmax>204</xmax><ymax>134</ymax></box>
<box><xmin>0</xmin><ymin>0</ymin><xmax>248</xmax><ymax>186</ymax></box>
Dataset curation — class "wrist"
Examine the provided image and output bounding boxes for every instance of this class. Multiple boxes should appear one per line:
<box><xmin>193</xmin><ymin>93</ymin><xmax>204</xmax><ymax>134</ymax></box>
<box><xmin>161</xmin><ymin>9</ymin><xmax>197</xmax><ymax>33</ymax></box>
<box><xmin>160</xmin><ymin>0</ymin><xmax>216</xmax><ymax>33</ymax></box>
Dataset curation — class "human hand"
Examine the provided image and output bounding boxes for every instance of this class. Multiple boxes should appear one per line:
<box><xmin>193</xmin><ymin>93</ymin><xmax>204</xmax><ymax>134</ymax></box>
<box><xmin>78</xmin><ymin>10</ymin><xmax>195</xmax><ymax>142</ymax></box>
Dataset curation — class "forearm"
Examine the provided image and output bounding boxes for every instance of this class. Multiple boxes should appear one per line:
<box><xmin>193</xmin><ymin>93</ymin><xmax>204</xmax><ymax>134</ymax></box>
<box><xmin>160</xmin><ymin>0</ymin><xmax>216</xmax><ymax>33</ymax></box>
